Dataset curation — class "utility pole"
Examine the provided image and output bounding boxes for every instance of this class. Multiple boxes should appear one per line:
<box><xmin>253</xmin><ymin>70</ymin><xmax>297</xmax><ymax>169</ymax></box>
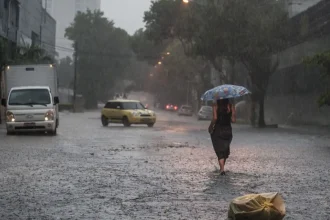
<box><xmin>73</xmin><ymin>42</ymin><xmax>78</xmax><ymax>113</ymax></box>
<box><xmin>186</xmin><ymin>80</ymin><xmax>190</xmax><ymax>105</ymax></box>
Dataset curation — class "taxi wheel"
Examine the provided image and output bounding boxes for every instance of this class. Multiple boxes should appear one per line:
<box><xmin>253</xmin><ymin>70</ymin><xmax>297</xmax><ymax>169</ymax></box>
<box><xmin>123</xmin><ymin>117</ymin><xmax>131</xmax><ymax>127</ymax></box>
<box><xmin>147</xmin><ymin>123</ymin><xmax>154</xmax><ymax>128</ymax></box>
<box><xmin>101</xmin><ymin>115</ymin><xmax>109</xmax><ymax>127</ymax></box>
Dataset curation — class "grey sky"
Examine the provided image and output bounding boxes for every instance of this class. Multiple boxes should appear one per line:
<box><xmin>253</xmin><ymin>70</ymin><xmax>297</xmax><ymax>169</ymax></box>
<box><xmin>101</xmin><ymin>0</ymin><xmax>152</xmax><ymax>35</ymax></box>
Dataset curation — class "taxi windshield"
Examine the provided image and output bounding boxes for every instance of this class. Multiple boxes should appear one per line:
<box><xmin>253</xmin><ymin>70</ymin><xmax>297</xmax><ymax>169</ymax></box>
<box><xmin>122</xmin><ymin>102</ymin><xmax>145</xmax><ymax>110</ymax></box>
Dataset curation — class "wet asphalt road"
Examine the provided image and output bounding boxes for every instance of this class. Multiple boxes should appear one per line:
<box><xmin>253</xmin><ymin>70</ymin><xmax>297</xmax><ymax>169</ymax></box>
<box><xmin>0</xmin><ymin>110</ymin><xmax>329</xmax><ymax>220</ymax></box>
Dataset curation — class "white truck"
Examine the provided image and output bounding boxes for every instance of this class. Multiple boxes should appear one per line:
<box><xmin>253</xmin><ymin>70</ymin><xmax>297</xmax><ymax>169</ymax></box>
<box><xmin>1</xmin><ymin>64</ymin><xmax>60</xmax><ymax>135</ymax></box>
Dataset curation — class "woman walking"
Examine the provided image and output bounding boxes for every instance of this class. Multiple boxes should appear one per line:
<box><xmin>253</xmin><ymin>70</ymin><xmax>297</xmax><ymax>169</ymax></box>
<box><xmin>210</xmin><ymin>99</ymin><xmax>236</xmax><ymax>175</ymax></box>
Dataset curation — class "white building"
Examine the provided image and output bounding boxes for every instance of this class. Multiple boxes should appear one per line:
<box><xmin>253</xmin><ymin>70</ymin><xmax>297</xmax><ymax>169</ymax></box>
<box><xmin>42</xmin><ymin>0</ymin><xmax>101</xmax><ymax>58</ymax></box>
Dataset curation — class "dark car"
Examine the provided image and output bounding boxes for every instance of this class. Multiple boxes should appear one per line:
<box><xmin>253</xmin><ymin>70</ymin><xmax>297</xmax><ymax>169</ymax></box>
<box><xmin>178</xmin><ymin>105</ymin><xmax>193</xmax><ymax>116</ymax></box>
<box><xmin>197</xmin><ymin>106</ymin><xmax>213</xmax><ymax>120</ymax></box>
<box><xmin>165</xmin><ymin>104</ymin><xmax>178</xmax><ymax>111</ymax></box>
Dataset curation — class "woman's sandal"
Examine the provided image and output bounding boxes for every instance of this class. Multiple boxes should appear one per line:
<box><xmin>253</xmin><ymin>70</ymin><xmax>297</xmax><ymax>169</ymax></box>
<box><xmin>220</xmin><ymin>171</ymin><xmax>226</xmax><ymax>176</ymax></box>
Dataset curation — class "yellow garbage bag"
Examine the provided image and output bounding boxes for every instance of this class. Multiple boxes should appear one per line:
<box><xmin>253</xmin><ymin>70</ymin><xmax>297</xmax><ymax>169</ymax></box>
<box><xmin>228</xmin><ymin>192</ymin><xmax>286</xmax><ymax>220</ymax></box>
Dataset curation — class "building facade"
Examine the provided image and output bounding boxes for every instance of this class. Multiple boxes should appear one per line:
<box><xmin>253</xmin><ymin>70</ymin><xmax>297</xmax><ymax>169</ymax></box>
<box><xmin>18</xmin><ymin>0</ymin><xmax>56</xmax><ymax>57</ymax></box>
<box><xmin>0</xmin><ymin>0</ymin><xmax>56</xmax><ymax>57</ymax></box>
<box><xmin>0</xmin><ymin>0</ymin><xmax>20</xmax><ymax>57</ymax></box>
<box><xmin>42</xmin><ymin>0</ymin><xmax>101</xmax><ymax>58</ymax></box>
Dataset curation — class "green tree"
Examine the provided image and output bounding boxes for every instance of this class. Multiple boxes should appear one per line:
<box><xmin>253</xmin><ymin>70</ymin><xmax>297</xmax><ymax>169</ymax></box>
<box><xmin>0</xmin><ymin>40</ymin><xmax>53</xmax><ymax>67</ymax></box>
<box><xmin>149</xmin><ymin>41</ymin><xmax>212</xmax><ymax>107</ymax></box>
<box><xmin>12</xmin><ymin>44</ymin><xmax>53</xmax><ymax>64</ymax></box>
<box><xmin>56</xmin><ymin>56</ymin><xmax>74</xmax><ymax>88</ymax></box>
<box><xmin>144</xmin><ymin>0</ymin><xmax>290</xmax><ymax>127</ymax></box>
<box><xmin>304</xmin><ymin>51</ymin><xmax>330</xmax><ymax>107</ymax></box>
<box><xmin>131</xmin><ymin>28</ymin><xmax>169</xmax><ymax>66</ymax></box>
<box><xmin>65</xmin><ymin>10</ymin><xmax>132</xmax><ymax>108</ymax></box>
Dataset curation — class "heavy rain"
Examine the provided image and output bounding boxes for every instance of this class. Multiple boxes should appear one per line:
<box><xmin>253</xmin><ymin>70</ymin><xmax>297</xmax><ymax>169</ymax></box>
<box><xmin>0</xmin><ymin>0</ymin><xmax>329</xmax><ymax>219</ymax></box>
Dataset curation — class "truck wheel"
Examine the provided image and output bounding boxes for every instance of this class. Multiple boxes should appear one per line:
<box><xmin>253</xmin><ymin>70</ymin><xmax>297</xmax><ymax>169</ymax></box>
<box><xmin>6</xmin><ymin>131</ymin><xmax>14</xmax><ymax>135</ymax></box>
<box><xmin>123</xmin><ymin>117</ymin><xmax>131</xmax><ymax>127</ymax></box>
<box><xmin>50</xmin><ymin>128</ymin><xmax>57</xmax><ymax>136</ymax></box>
<box><xmin>56</xmin><ymin>118</ymin><xmax>59</xmax><ymax>128</ymax></box>
<box><xmin>147</xmin><ymin>123</ymin><xmax>154</xmax><ymax>128</ymax></box>
<box><xmin>101</xmin><ymin>115</ymin><xmax>109</xmax><ymax>127</ymax></box>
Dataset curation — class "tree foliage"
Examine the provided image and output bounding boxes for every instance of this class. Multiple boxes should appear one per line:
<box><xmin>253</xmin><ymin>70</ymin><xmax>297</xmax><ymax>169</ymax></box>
<box><xmin>150</xmin><ymin>41</ymin><xmax>212</xmax><ymax>107</ymax></box>
<box><xmin>12</xmin><ymin>44</ymin><xmax>53</xmax><ymax>65</ymax></box>
<box><xmin>304</xmin><ymin>52</ymin><xmax>330</xmax><ymax>106</ymax></box>
<box><xmin>65</xmin><ymin>10</ymin><xmax>132</xmax><ymax>108</ymax></box>
<box><xmin>144</xmin><ymin>0</ymin><xmax>290</xmax><ymax>127</ymax></box>
<box><xmin>56</xmin><ymin>56</ymin><xmax>74</xmax><ymax>88</ymax></box>
<box><xmin>0</xmin><ymin>38</ymin><xmax>53</xmax><ymax>68</ymax></box>
<box><xmin>131</xmin><ymin>28</ymin><xmax>170</xmax><ymax>66</ymax></box>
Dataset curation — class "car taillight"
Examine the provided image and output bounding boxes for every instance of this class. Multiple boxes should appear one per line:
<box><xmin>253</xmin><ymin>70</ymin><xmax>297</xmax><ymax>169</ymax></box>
<box><xmin>166</xmin><ymin>105</ymin><xmax>169</xmax><ymax>109</ymax></box>
<box><xmin>174</xmin><ymin>106</ymin><xmax>178</xmax><ymax>110</ymax></box>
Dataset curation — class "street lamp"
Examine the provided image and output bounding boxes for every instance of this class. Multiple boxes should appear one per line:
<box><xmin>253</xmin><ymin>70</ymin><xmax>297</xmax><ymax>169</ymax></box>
<box><xmin>158</xmin><ymin>61</ymin><xmax>162</xmax><ymax>65</ymax></box>
<box><xmin>182</xmin><ymin>0</ymin><xmax>205</xmax><ymax>6</ymax></box>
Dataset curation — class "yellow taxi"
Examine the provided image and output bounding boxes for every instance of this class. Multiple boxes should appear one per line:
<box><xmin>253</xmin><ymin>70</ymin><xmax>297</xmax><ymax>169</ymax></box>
<box><xmin>101</xmin><ymin>99</ymin><xmax>156</xmax><ymax>127</ymax></box>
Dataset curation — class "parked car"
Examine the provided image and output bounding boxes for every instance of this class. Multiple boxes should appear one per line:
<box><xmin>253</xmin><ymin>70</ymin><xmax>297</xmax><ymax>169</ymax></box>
<box><xmin>197</xmin><ymin>106</ymin><xmax>213</xmax><ymax>120</ymax></box>
<box><xmin>165</xmin><ymin>104</ymin><xmax>178</xmax><ymax>111</ymax></box>
<box><xmin>178</xmin><ymin>105</ymin><xmax>193</xmax><ymax>116</ymax></box>
<box><xmin>101</xmin><ymin>100</ymin><xmax>156</xmax><ymax>127</ymax></box>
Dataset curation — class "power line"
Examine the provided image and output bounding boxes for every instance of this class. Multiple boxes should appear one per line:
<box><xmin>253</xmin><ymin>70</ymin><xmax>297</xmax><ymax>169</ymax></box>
<box><xmin>16</xmin><ymin>30</ymin><xmax>168</xmax><ymax>60</ymax></box>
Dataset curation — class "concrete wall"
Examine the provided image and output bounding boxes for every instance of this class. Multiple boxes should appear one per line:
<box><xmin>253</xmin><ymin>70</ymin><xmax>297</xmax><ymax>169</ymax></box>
<box><xmin>0</xmin><ymin>0</ymin><xmax>20</xmax><ymax>43</ymax></box>
<box><xmin>266</xmin><ymin>36</ymin><xmax>330</xmax><ymax>126</ymax></box>
<box><xmin>272</xmin><ymin>35</ymin><xmax>330</xmax><ymax>70</ymax></box>
<box><xmin>284</xmin><ymin>0</ymin><xmax>323</xmax><ymax>17</ymax></box>
<box><xmin>265</xmin><ymin>94</ymin><xmax>330</xmax><ymax>126</ymax></box>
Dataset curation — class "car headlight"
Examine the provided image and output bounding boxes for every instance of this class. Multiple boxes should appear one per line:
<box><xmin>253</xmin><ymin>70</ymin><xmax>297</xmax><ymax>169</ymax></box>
<box><xmin>6</xmin><ymin>111</ymin><xmax>15</xmax><ymax>122</ymax></box>
<box><xmin>45</xmin><ymin>110</ymin><xmax>54</xmax><ymax>121</ymax></box>
<box><xmin>132</xmin><ymin>112</ymin><xmax>140</xmax><ymax>117</ymax></box>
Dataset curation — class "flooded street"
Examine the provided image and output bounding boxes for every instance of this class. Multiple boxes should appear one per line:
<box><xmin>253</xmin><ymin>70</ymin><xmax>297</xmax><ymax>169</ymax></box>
<box><xmin>0</xmin><ymin>110</ymin><xmax>329</xmax><ymax>220</ymax></box>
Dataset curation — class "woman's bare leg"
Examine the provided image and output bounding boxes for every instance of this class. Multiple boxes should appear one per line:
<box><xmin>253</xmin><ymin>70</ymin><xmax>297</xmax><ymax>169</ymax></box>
<box><xmin>219</xmin><ymin>159</ymin><xmax>225</xmax><ymax>172</ymax></box>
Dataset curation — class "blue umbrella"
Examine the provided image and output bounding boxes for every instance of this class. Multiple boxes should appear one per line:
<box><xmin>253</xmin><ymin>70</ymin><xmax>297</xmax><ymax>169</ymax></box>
<box><xmin>201</xmin><ymin>84</ymin><xmax>251</xmax><ymax>101</ymax></box>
